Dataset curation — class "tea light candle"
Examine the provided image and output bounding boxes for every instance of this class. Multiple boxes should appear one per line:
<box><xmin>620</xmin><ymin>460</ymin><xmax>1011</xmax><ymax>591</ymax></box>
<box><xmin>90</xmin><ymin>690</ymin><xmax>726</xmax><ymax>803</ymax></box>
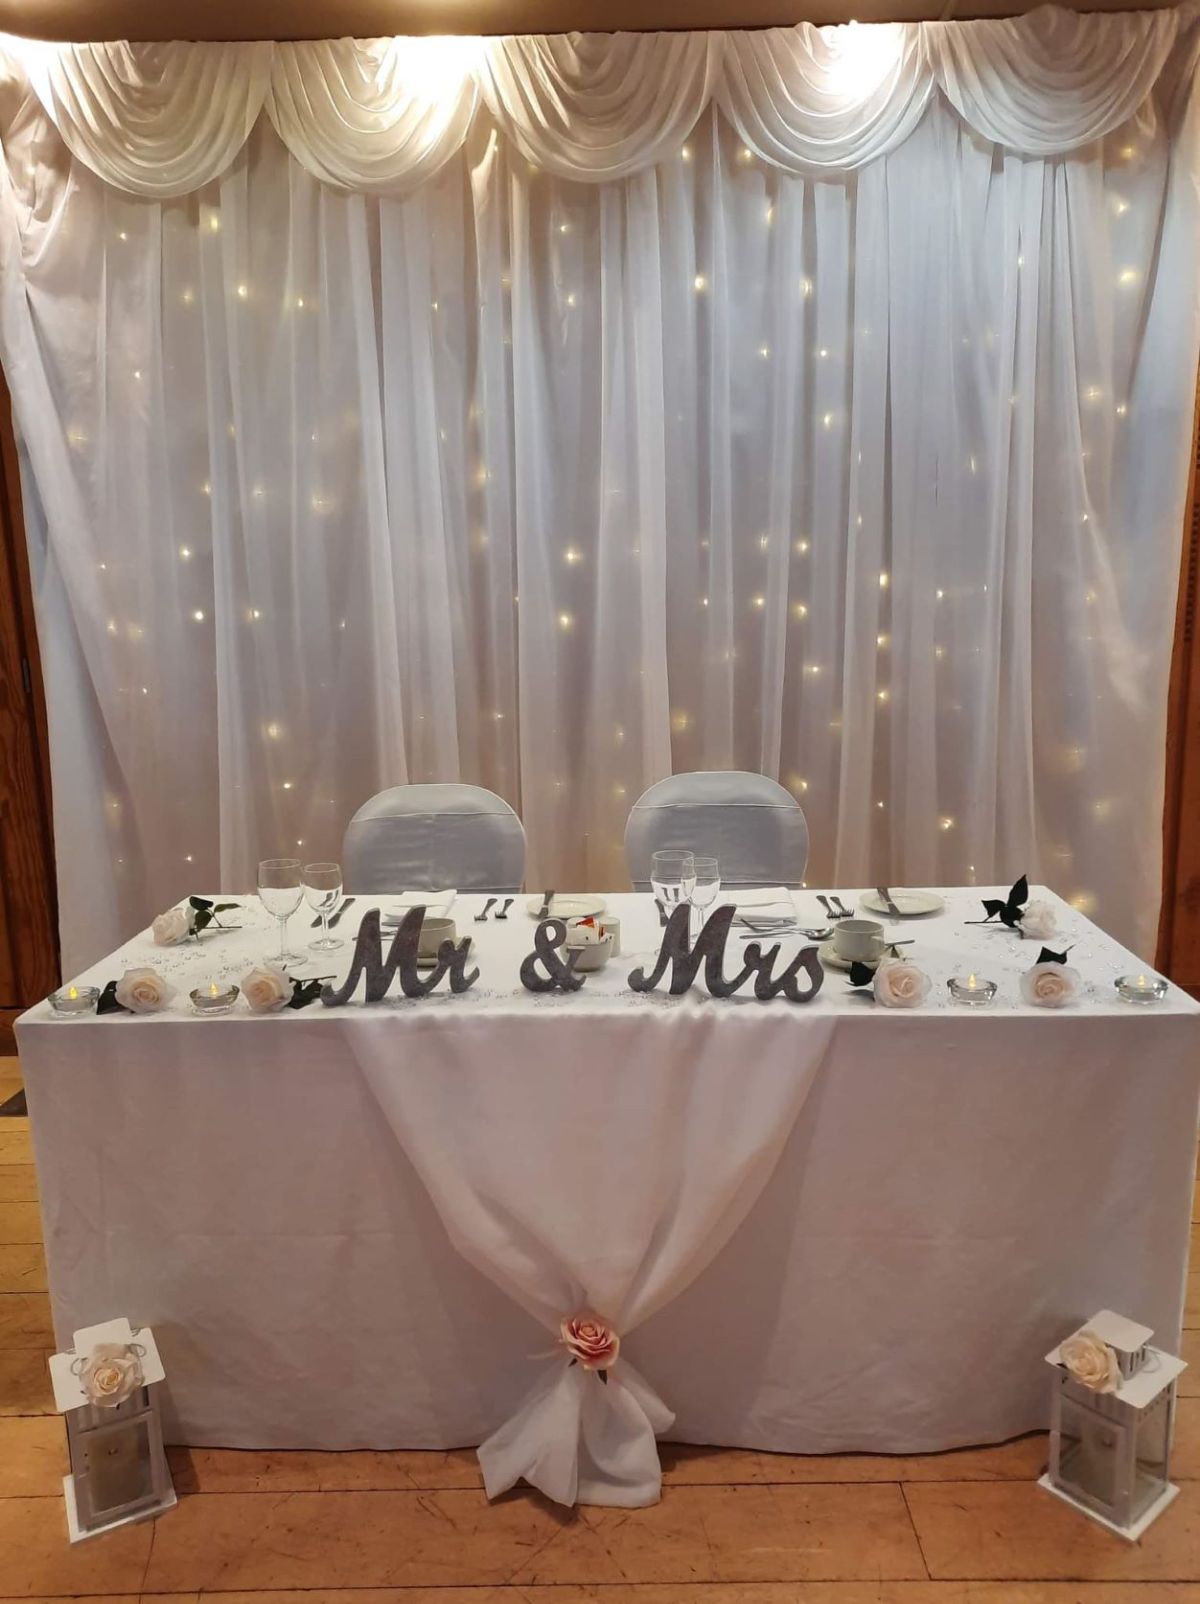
<box><xmin>947</xmin><ymin>972</ymin><xmax>998</xmax><ymax>1007</ymax></box>
<box><xmin>189</xmin><ymin>980</ymin><xmax>239</xmax><ymax>1016</ymax></box>
<box><xmin>48</xmin><ymin>984</ymin><xmax>99</xmax><ymax>1017</ymax></box>
<box><xmin>1115</xmin><ymin>972</ymin><xmax>1168</xmax><ymax>1005</ymax></box>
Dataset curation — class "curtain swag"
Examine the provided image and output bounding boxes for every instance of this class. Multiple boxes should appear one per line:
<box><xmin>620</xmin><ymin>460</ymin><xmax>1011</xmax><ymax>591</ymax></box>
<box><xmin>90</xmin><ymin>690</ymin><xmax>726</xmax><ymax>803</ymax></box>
<box><xmin>0</xmin><ymin>5</ymin><xmax>1193</xmax><ymax>197</ymax></box>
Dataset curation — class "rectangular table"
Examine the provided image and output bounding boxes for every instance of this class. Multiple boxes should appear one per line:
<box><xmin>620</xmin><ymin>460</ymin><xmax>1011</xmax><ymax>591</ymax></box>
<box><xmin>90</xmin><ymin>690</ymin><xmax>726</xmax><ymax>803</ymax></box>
<box><xmin>17</xmin><ymin>886</ymin><xmax>1200</xmax><ymax>1505</ymax></box>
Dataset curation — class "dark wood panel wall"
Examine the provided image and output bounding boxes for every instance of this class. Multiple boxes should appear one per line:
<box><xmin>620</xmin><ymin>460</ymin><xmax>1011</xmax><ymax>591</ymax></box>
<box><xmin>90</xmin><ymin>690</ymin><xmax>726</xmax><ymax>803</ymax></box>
<box><xmin>1158</xmin><ymin>382</ymin><xmax>1200</xmax><ymax>993</ymax></box>
<box><xmin>0</xmin><ymin>377</ymin><xmax>58</xmax><ymax>1049</ymax></box>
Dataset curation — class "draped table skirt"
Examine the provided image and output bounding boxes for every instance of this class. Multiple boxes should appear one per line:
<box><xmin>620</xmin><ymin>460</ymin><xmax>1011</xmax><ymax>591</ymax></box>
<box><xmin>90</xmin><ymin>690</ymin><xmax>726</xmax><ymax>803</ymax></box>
<box><xmin>17</xmin><ymin>890</ymin><xmax>1200</xmax><ymax>1506</ymax></box>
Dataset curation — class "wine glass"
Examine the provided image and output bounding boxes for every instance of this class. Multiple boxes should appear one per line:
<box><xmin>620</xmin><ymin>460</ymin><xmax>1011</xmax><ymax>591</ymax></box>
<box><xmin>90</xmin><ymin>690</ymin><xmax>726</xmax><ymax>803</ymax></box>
<box><xmin>258</xmin><ymin>858</ymin><xmax>304</xmax><ymax>965</ymax></box>
<box><xmin>304</xmin><ymin>862</ymin><xmax>344</xmax><ymax>951</ymax></box>
<box><xmin>689</xmin><ymin>856</ymin><xmax>721</xmax><ymax>939</ymax></box>
<box><xmin>650</xmin><ymin>850</ymin><xmax>696</xmax><ymax>927</ymax></box>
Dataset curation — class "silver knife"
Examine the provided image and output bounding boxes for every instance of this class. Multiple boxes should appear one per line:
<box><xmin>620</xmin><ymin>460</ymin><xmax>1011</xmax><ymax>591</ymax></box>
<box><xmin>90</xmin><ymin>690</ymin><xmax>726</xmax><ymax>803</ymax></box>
<box><xmin>537</xmin><ymin>889</ymin><xmax>555</xmax><ymax>919</ymax></box>
<box><xmin>328</xmin><ymin>896</ymin><xmax>356</xmax><ymax>928</ymax></box>
<box><xmin>876</xmin><ymin>886</ymin><xmax>902</xmax><ymax>919</ymax></box>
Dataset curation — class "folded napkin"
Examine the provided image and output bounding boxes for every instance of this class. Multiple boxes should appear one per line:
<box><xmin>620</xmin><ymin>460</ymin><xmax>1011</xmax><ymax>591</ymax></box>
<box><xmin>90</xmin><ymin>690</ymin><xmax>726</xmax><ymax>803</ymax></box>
<box><xmin>383</xmin><ymin>890</ymin><xmax>457</xmax><ymax>922</ymax></box>
<box><xmin>723</xmin><ymin>887</ymin><xmax>794</xmax><ymax>911</ymax></box>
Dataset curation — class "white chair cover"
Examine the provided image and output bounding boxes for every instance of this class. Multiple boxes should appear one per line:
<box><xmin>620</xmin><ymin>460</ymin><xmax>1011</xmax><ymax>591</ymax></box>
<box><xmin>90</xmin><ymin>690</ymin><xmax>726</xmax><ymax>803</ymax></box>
<box><xmin>342</xmin><ymin>783</ymin><xmax>526</xmax><ymax>894</ymax></box>
<box><xmin>624</xmin><ymin>771</ymin><xmax>809</xmax><ymax>890</ymax></box>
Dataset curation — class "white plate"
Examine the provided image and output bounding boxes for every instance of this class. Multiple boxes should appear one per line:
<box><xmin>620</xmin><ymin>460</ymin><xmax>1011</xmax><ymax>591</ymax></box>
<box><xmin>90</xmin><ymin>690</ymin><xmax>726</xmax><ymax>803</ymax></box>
<box><xmin>859</xmin><ymin>889</ymin><xmax>945</xmax><ymax>919</ymax></box>
<box><xmin>819</xmin><ymin>940</ymin><xmax>882</xmax><ymax>973</ymax></box>
<box><xmin>525</xmin><ymin>894</ymin><xmax>607</xmax><ymax>920</ymax></box>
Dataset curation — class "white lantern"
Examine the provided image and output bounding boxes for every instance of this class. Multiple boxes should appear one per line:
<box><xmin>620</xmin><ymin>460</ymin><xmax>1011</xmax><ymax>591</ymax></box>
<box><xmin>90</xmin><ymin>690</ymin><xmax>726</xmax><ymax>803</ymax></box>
<box><xmin>1040</xmin><ymin>1308</ymin><xmax>1186</xmax><ymax>1540</ymax></box>
<box><xmin>48</xmin><ymin>1316</ymin><xmax>176</xmax><ymax>1543</ymax></box>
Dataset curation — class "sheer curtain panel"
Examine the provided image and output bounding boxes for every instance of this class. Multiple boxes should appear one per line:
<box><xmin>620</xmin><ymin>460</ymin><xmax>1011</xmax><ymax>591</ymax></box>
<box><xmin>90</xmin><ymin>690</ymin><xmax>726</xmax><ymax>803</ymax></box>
<box><xmin>0</xmin><ymin>10</ymin><xmax>1196</xmax><ymax>971</ymax></box>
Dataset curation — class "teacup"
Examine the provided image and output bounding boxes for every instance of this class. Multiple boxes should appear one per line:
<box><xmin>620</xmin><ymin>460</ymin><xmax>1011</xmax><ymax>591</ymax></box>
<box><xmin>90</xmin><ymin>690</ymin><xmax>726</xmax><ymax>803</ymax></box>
<box><xmin>833</xmin><ymin>918</ymin><xmax>885</xmax><ymax>963</ymax></box>
<box><xmin>418</xmin><ymin>916</ymin><xmax>457</xmax><ymax>959</ymax></box>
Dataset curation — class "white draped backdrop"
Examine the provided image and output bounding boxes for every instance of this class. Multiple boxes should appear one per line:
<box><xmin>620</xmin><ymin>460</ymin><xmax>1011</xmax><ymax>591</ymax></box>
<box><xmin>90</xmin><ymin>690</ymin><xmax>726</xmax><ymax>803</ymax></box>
<box><xmin>0</xmin><ymin>9</ymin><xmax>1196</xmax><ymax>971</ymax></box>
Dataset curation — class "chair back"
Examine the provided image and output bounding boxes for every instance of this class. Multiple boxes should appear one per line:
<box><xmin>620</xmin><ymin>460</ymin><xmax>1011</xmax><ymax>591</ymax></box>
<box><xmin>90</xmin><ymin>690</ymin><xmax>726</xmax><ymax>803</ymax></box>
<box><xmin>624</xmin><ymin>771</ymin><xmax>808</xmax><ymax>890</ymax></box>
<box><xmin>342</xmin><ymin>783</ymin><xmax>526</xmax><ymax>894</ymax></box>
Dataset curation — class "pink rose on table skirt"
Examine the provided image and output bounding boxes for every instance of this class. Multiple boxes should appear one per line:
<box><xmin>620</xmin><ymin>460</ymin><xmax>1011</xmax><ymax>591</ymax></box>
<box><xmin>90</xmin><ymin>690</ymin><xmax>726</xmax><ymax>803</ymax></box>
<box><xmin>114</xmin><ymin>967</ymin><xmax>174</xmax><ymax>1013</ymax></box>
<box><xmin>242</xmin><ymin>964</ymin><xmax>291</xmax><ymax>1013</ymax></box>
<box><xmin>560</xmin><ymin>1312</ymin><xmax>620</xmax><ymax>1370</ymax></box>
<box><xmin>1021</xmin><ymin>962</ymin><xmax>1081</xmax><ymax>1008</ymax></box>
<box><xmin>872</xmin><ymin>958</ymin><xmax>931</xmax><ymax>1009</ymax></box>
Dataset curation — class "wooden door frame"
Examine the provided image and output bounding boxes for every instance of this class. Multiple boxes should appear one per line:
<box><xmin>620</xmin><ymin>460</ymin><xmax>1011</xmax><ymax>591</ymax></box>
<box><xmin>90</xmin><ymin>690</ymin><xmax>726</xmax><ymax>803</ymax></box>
<box><xmin>1157</xmin><ymin>373</ymin><xmax>1200</xmax><ymax>986</ymax></box>
<box><xmin>0</xmin><ymin>375</ymin><xmax>58</xmax><ymax>1047</ymax></box>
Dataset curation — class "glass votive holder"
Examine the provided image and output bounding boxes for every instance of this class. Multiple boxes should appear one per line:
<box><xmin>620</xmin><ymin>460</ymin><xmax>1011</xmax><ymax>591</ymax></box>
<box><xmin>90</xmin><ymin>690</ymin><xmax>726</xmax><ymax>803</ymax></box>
<box><xmin>1115</xmin><ymin>973</ymin><xmax>1168</xmax><ymax>1005</ymax></box>
<box><xmin>189</xmin><ymin>982</ymin><xmax>240</xmax><ymax>1017</ymax></box>
<box><xmin>947</xmin><ymin>973</ymin><xmax>998</xmax><ymax>1008</ymax></box>
<box><xmin>47</xmin><ymin>985</ymin><xmax>100</xmax><ymax>1018</ymax></box>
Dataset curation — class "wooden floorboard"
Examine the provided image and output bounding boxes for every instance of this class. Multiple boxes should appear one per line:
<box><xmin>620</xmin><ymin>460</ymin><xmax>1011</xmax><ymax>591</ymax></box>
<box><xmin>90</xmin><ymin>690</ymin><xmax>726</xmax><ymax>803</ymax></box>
<box><xmin>0</xmin><ymin>1114</ymin><xmax>1197</xmax><ymax>1597</ymax></box>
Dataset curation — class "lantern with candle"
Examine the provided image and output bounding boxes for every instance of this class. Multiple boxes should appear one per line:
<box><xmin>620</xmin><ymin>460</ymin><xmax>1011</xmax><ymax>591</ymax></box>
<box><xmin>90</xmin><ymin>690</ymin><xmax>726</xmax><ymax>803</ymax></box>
<box><xmin>48</xmin><ymin>1316</ymin><xmax>176</xmax><ymax>1542</ymax></box>
<box><xmin>1041</xmin><ymin>1309</ymin><xmax>1186</xmax><ymax>1538</ymax></box>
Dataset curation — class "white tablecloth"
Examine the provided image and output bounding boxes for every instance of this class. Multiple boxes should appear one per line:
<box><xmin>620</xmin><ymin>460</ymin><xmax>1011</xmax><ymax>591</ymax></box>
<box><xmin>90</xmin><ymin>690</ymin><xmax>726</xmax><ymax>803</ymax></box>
<box><xmin>17</xmin><ymin>887</ymin><xmax>1200</xmax><ymax>1505</ymax></box>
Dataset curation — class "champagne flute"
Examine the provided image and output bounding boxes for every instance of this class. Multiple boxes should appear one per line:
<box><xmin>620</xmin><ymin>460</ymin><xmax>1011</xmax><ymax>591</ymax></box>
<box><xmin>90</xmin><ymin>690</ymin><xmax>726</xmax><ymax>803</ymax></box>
<box><xmin>304</xmin><ymin>862</ymin><xmax>344</xmax><ymax>952</ymax></box>
<box><xmin>258</xmin><ymin>858</ymin><xmax>304</xmax><ymax>965</ymax></box>
<box><xmin>650</xmin><ymin>850</ymin><xmax>696</xmax><ymax>928</ymax></box>
<box><xmin>689</xmin><ymin>856</ymin><xmax>721</xmax><ymax>939</ymax></box>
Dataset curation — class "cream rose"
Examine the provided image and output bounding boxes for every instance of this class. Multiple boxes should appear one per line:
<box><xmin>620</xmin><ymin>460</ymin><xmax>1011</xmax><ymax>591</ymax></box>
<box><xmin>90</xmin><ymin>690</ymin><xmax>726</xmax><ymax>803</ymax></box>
<box><xmin>1021</xmin><ymin>962</ymin><xmax>1081</xmax><ymax>1009</ymax></box>
<box><xmin>152</xmin><ymin>906</ymin><xmax>193</xmax><ymax>946</ymax></box>
<box><xmin>242</xmin><ymin>964</ymin><xmax>291</xmax><ymax>1013</ymax></box>
<box><xmin>78</xmin><ymin>1342</ymin><xmax>144</xmax><ymax>1407</ymax></box>
<box><xmin>873</xmin><ymin>958</ymin><xmax>931</xmax><ymax>1009</ymax></box>
<box><xmin>560</xmin><ymin>1312</ymin><xmax>620</xmax><ymax>1371</ymax></box>
<box><xmin>1020</xmin><ymin>900</ymin><xmax>1058</xmax><ymax>941</ymax></box>
<box><xmin>114</xmin><ymin>967</ymin><xmax>174</xmax><ymax>1014</ymax></box>
<box><xmin>1061</xmin><ymin>1330</ymin><xmax>1120</xmax><ymax>1394</ymax></box>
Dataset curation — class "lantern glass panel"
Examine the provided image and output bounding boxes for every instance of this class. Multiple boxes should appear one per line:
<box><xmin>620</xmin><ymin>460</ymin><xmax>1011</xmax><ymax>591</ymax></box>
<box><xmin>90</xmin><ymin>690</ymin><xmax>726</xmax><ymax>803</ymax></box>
<box><xmin>78</xmin><ymin>1414</ymin><xmax>155</xmax><ymax>1519</ymax></box>
<box><xmin>1057</xmin><ymin>1392</ymin><xmax>1128</xmax><ymax>1516</ymax></box>
<box><xmin>1132</xmin><ymin>1391</ymin><xmax>1172</xmax><ymax>1523</ymax></box>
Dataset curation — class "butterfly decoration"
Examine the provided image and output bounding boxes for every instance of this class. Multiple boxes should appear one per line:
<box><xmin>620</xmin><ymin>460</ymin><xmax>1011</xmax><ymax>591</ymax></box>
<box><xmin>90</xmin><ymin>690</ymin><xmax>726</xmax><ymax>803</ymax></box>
<box><xmin>1036</xmin><ymin>946</ymin><xmax>1069</xmax><ymax>965</ymax></box>
<box><xmin>971</xmin><ymin>875</ymin><xmax>1029</xmax><ymax>930</ymax></box>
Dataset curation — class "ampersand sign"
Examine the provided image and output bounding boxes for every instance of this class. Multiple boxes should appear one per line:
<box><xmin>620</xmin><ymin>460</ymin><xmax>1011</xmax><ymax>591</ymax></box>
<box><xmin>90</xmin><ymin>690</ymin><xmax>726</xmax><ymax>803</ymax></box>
<box><xmin>520</xmin><ymin>918</ymin><xmax>587</xmax><ymax>993</ymax></box>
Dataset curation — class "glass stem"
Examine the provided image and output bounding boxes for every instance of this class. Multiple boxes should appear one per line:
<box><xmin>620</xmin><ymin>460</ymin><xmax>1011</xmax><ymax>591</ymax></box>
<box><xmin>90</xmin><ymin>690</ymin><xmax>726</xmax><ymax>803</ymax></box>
<box><xmin>321</xmin><ymin>910</ymin><xmax>330</xmax><ymax>944</ymax></box>
<box><xmin>278</xmin><ymin>915</ymin><xmax>287</xmax><ymax>963</ymax></box>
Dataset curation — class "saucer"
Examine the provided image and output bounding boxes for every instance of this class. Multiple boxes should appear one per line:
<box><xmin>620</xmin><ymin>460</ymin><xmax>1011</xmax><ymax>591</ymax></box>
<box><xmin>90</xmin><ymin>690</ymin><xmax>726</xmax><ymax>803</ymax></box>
<box><xmin>818</xmin><ymin>940</ymin><xmax>883</xmax><ymax>973</ymax></box>
<box><xmin>858</xmin><ymin>889</ymin><xmax>945</xmax><ymax>918</ymax></box>
<box><xmin>525</xmin><ymin>894</ymin><xmax>607</xmax><ymax>920</ymax></box>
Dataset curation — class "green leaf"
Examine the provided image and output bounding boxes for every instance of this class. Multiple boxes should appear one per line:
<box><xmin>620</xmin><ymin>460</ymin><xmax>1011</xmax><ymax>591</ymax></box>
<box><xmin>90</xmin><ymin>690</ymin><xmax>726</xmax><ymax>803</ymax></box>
<box><xmin>96</xmin><ymin>980</ymin><xmax>129</xmax><ymax>1015</ymax></box>
<box><xmin>213</xmin><ymin>902</ymin><xmax>239</xmax><ymax>913</ymax></box>
<box><xmin>189</xmin><ymin>896</ymin><xmax>214</xmax><ymax>911</ymax></box>
<box><xmin>847</xmin><ymin>961</ymin><xmax>875</xmax><ymax>989</ymax></box>
<box><xmin>192</xmin><ymin>910</ymin><xmax>213</xmax><ymax>933</ymax></box>
<box><xmin>287</xmin><ymin>978</ymin><xmax>325</xmax><ymax>1010</ymax></box>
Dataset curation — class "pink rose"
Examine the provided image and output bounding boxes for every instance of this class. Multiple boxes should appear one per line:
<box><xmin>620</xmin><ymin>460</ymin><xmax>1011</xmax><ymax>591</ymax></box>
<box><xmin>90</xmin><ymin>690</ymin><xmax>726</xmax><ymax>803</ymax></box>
<box><xmin>560</xmin><ymin>1312</ymin><xmax>620</xmax><ymax>1371</ymax></box>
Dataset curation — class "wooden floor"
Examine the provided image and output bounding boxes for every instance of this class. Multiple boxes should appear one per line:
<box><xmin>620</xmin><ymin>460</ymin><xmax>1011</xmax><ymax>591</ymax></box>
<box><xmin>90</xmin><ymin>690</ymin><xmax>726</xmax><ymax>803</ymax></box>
<box><xmin>3</xmin><ymin>1054</ymin><xmax>1200</xmax><ymax>1602</ymax></box>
